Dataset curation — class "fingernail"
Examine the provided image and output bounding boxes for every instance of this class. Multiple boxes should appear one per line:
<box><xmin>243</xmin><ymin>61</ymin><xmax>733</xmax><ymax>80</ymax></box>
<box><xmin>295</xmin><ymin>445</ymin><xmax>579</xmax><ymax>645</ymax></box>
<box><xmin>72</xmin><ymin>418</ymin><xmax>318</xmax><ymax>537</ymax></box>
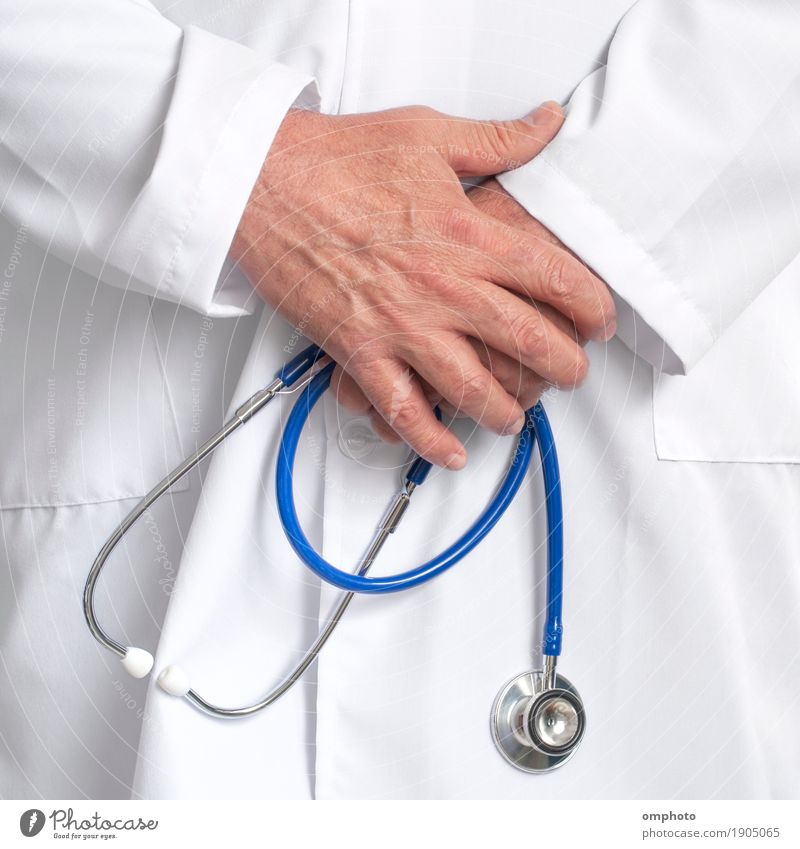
<box><xmin>445</xmin><ymin>451</ymin><xmax>467</xmax><ymax>470</ymax></box>
<box><xmin>526</xmin><ymin>101</ymin><xmax>560</xmax><ymax>126</ymax></box>
<box><xmin>591</xmin><ymin>316</ymin><xmax>617</xmax><ymax>343</ymax></box>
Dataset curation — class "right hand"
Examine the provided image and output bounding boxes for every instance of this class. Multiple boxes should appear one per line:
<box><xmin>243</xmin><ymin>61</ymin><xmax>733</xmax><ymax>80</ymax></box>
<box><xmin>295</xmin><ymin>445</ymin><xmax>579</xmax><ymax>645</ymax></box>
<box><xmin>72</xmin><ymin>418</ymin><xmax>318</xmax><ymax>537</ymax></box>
<box><xmin>232</xmin><ymin>103</ymin><xmax>615</xmax><ymax>469</ymax></box>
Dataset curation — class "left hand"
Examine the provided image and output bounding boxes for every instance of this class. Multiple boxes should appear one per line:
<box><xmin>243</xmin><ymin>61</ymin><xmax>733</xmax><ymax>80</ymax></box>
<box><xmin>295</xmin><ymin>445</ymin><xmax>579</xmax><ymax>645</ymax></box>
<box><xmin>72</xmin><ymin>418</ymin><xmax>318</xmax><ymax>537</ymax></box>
<box><xmin>335</xmin><ymin>177</ymin><xmax>608</xmax><ymax>442</ymax></box>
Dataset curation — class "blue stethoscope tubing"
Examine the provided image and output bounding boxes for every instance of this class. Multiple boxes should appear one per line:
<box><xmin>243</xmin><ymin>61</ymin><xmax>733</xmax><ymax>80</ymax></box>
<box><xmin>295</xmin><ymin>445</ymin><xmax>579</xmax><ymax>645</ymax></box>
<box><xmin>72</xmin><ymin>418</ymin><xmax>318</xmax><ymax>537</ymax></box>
<box><xmin>83</xmin><ymin>338</ymin><xmax>575</xmax><ymax>744</ymax></box>
<box><xmin>275</xmin><ymin>345</ymin><xmax>564</xmax><ymax>658</ymax></box>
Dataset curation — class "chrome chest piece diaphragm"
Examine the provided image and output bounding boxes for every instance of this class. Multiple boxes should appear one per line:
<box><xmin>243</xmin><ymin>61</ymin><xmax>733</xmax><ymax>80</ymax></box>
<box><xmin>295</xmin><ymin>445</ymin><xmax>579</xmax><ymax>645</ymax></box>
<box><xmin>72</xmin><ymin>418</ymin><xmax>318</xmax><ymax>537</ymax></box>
<box><xmin>491</xmin><ymin>667</ymin><xmax>586</xmax><ymax>773</ymax></box>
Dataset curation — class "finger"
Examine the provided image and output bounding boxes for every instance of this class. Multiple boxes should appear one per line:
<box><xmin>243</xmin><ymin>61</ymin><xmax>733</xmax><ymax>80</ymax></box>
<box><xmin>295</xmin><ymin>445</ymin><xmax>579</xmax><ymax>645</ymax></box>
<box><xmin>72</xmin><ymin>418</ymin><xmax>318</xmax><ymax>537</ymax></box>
<box><xmin>367</xmin><ymin>408</ymin><xmax>403</xmax><ymax>444</ymax></box>
<box><xmin>415</xmin><ymin>378</ymin><xmax>461</xmax><ymax>423</ymax></box>
<box><xmin>469</xmin><ymin>178</ymin><xmax>563</xmax><ymax>246</ymax></box>
<box><xmin>416</xmin><ymin>377</ymin><xmax>443</xmax><ymax>409</ymax></box>
<box><xmin>527</xmin><ymin>298</ymin><xmax>582</xmax><ymax>342</ymax></box>
<box><xmin>332</xmin><ymin>365</ymin><xmax>404</xmax><ymax>444</ymax></box>
<box><xmin>436</xmin><ymin>101</ymin><xmax>564</xmax><ymax>177</ymax></box>
<box><xmin>351</xmin><ymin>357</ymin><xmax>467</xmax><ymax>469</ymax></box>
<box><xmin>436</xmin><ymin>399</ymin><xmax>461</xmax><ymax>420</ymax></box>
<box><xmin>468</xmin><ymin>340</ymin><xmax>549</xmax><ymax>412</ymax></box>
<box><xmin>333</xmin><ymin>360</ymin><xmax>444</xmax><ymax>450</ymax></box>
<box><xmin>443</xmin><ymin>208</ymin><xmax>616</xmax><ymax>342</ymax></box>
<box><xmin>402</xmin><ymin>337</ymin><xmax>526</xmax><ymax>436</ymax></box>
<box><xmin>458</xmin><ymin>281</ymin><xmax>590</xmax><ymax>388</ymax></box>
<box><xmin>500</xmin><ymin>237</ymin><xmax>616</xmax><ymax>343</ymax></box>
<box><xmin>331</xmin><ymin>365</ymin><xmax>372</xmax><ymax>413</ymax></box>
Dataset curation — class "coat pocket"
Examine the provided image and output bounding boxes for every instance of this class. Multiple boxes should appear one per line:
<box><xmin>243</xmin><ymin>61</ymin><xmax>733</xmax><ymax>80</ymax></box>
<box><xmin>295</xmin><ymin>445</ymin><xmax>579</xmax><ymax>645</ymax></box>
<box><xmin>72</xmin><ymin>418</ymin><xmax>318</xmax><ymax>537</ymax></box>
<box><xmin>653</xmin><ymin>257</ymin><xmax>800</xmax><ymax>464</ymax></box>
<box><xmin>0</xmin><ymin>228</ymin><xmax>186</xmax><ymax>509</ymax></box>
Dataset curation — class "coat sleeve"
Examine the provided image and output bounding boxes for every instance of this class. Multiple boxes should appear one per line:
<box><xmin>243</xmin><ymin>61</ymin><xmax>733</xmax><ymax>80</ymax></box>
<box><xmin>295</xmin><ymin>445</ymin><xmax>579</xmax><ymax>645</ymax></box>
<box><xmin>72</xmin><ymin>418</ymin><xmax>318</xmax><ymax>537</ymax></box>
<box><xmin>498</xmin><ymin>0</ymin><xmax>800</xmax><ymax>374</ymax></box>
<box><xmin>0</xmin><ymin>1</ymin><xmax>317</xmax><ymax>316</ymax></box>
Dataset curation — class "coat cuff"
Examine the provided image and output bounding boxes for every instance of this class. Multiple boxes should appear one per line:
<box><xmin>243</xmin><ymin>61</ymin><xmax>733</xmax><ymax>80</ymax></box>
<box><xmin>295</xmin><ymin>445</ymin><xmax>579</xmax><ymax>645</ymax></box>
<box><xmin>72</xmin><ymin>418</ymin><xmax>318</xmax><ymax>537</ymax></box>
<box><xmin>136</xmin><ymin>26</ymin><xmax>319</xmax><ymax>317</ymax></box>
<box><xmin>498</xmin><ymin>157</ymin><xmax>716</xmax><ymax>375</ymax></box>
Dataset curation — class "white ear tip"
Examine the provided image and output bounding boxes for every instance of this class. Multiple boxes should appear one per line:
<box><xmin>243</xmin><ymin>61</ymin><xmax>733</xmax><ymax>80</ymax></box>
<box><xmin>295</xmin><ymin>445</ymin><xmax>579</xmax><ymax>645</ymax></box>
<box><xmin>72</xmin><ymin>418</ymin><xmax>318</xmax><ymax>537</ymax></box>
<box><xmin>157</xmin><ymin>665</ymin><xmax>191</xmax><ymax>697</ymax></box>
<box><xmin>121</xmin><ymin>647</ymin><xmax>154</xmax><ymax>679</ymax></box>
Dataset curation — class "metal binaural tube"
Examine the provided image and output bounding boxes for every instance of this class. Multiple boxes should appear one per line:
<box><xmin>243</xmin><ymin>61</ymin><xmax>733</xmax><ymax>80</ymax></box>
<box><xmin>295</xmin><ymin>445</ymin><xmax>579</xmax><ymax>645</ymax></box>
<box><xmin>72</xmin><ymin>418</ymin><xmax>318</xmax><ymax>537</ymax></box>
<box><xmin>179</xmin><ymin>479</ymin><xmax>420</xmax><ymax>717</ymax></box>
<box><xmin>83</xmin><ymin>378</ymin><xmax>285</xmax><ymax>661</ymax></box>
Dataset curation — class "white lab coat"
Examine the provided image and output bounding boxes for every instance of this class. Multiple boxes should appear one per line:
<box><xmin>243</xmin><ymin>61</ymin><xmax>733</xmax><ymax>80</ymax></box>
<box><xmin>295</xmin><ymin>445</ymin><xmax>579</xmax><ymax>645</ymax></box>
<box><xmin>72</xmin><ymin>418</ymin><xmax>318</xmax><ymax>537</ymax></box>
<box><xmin>2</xmin><ymin>0</ymin><xmax>799</xmax><ymax>800</ymax></box>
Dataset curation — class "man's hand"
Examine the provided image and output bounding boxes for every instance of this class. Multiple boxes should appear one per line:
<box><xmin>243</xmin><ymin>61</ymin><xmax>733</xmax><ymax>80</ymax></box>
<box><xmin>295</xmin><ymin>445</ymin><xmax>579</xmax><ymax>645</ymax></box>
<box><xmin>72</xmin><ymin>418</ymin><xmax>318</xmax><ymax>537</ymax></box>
<box><xmin>461</xmin><ymin>177</ymin><xmax>600</xmax><ymax>411</ymax></box>
<box><xmin>362</xmin><ymin>177</ymin><xmax>609</xmax><ymax>443</ymax></box>
<box><xmin>232</xmin><ymin>104</ymin><xmax>615</xmax><ymax>468</ymax></box>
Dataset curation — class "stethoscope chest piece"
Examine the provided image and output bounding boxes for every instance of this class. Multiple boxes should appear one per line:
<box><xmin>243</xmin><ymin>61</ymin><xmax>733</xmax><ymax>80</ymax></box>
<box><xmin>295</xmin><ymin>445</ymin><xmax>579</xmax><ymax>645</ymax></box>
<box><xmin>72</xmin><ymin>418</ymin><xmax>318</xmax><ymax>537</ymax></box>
<box><xmin>491</xmin><ymin>670</ymin><xmax>586</xmax><ymax>773</ymax></box>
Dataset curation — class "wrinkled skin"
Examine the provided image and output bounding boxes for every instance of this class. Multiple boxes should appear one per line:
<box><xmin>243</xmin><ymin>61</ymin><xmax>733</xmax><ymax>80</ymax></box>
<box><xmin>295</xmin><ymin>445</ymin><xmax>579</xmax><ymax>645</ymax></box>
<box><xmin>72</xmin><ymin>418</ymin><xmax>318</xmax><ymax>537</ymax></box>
<box><xmin>232</xmin><ymin>104</ymin><xmax>615</xmax><ymax>467</ymax></box>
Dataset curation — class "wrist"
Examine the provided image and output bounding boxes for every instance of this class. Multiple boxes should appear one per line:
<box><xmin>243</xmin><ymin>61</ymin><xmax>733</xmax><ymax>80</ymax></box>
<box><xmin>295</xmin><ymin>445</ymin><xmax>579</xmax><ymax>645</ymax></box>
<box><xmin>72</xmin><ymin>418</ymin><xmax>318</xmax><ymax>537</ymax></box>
<box><xmin>231</xmin><ymin>107</ymin><xmax>325</xmax><ymax>263</ymax></box>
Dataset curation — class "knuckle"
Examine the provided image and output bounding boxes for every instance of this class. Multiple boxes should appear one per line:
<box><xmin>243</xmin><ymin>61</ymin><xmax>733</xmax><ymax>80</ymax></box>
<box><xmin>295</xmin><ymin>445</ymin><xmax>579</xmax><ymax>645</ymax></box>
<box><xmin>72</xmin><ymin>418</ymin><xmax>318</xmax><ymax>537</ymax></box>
<box><xmin>476</xmin><ymin>121</ymin><xmax>515</xmax><ymax>161</ymax></box>
<box><xmin>388</xmin><ymin>398</ymin><xmax>425</xmax><ymax>432</ymax></box>
<box><xmin>406</xmin><ymin>248</ymin><xmax>468</xmax><ymax>304</ymax></box>
<box><xmin>458</xmin><ymin>369</ymin><xmax>493</xmax><ymax>406</ymax></box>
<box><xmin>539</xmin><ymin>252</ymin><xmax>572</xmax><ymax>303</ymax></box>
<box><xmin>511</xmin><ymin>314</ymin><xmax>548</xmax><ymax>357</ymax></box>
<box><xmin>409</xmin><ymin>265</ymin><xmax>459</xmax><ymax>302</ymax></box>
<box><xmin>400</xmin><ymin>104</ymin><xmax>440</xmax><ymax>141</ymax></box>
<box><xmin>405</xmin><ymin>104</ymin><xmax>438</xmax><ymax>122</ymax></box>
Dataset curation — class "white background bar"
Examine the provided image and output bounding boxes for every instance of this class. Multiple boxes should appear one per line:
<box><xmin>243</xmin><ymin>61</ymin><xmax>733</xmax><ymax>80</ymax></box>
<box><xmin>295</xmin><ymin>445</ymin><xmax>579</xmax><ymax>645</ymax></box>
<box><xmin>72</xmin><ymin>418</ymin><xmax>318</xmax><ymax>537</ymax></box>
<box><xmin>2</xmin><ymin>799</ymin><xmax>799</xmax><ymax>847</ymax></box>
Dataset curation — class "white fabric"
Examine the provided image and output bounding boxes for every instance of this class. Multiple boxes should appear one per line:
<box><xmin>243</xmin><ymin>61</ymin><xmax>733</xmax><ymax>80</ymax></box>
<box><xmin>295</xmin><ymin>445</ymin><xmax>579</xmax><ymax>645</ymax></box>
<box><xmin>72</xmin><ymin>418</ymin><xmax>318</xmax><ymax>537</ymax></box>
<box><xmin>2</xmin><ymin>0</ymin><xmax>800</xmax><ymax>800</ymax></box>
<box><xmin>0</xmin><ymin>1</ymin><xmax>317</xmax><ymax>317</ymax></box>
<box><xmin>499</xmin><ymin>0</ymin><xmax>800</xmax><ymax>376</ymax></box>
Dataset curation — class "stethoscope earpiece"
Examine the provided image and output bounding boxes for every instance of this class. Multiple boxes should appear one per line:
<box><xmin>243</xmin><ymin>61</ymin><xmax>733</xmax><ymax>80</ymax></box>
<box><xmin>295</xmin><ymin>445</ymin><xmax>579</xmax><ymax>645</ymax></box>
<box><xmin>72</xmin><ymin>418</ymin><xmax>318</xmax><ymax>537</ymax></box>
<box><xmin>120</xmin><ymin>647</ymin><xmax>154</xmax><ymax>679</ymax></box>
<box><xmin>157</xmin><ymin>665</ymin><xmax>191</xmax><ymax>698</ymax></box>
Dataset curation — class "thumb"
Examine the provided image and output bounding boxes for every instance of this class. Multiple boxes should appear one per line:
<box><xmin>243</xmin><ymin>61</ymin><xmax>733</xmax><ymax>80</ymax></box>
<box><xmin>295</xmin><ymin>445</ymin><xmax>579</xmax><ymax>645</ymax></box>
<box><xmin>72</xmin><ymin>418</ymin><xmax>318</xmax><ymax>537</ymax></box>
<box><xmin>442</xmin><ymin>101</ymin><xmax>564</xmax><ymax>177</ymax></box>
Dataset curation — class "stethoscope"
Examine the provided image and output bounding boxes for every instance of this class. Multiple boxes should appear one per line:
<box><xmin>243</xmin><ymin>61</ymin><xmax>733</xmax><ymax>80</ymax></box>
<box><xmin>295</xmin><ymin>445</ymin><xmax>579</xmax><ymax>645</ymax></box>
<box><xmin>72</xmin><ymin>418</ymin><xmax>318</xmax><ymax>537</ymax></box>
<box><xmin>84</xmin><ymin>344</ymin><xmax>586</xmax><ymax>773</ymax></box>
